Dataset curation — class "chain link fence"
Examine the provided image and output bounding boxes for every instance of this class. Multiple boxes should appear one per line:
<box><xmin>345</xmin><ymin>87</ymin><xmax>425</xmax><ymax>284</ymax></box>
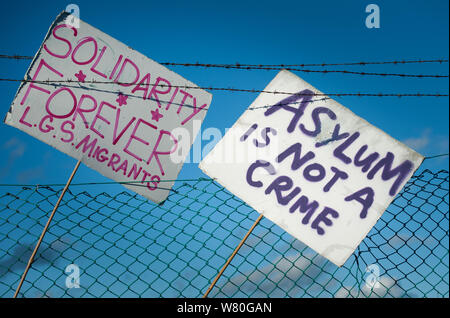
<box><xmin>0</xmin><ymin>169</ymin><xmax>448</xmax><ymax>298</ymax></box>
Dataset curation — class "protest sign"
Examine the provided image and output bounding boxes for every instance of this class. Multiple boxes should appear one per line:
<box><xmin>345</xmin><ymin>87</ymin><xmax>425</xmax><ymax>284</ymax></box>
<box><xmin>199</xmin><ymin>70</ymin><xmax>423</xmax><ymax>266</ymax></box>
<box><xmin>5</xmin><ymin>12</ymin><xmax>212</xmax><ymax>204</ymax></box>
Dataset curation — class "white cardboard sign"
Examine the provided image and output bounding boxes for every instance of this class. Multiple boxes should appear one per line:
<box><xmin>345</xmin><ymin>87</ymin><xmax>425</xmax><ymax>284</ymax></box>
<box><xmin>5</xmin><ymin>12</ymin><xmax>212</xmax><ymax>204</ymax></box>
<box><xmin>199</xmin><ymin>70</ymin><xmax>423</xmax><ymax>266</ymax></box>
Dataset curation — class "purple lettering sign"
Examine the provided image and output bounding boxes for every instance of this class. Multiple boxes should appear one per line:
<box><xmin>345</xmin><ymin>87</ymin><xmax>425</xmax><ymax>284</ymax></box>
<box><xmin>200</xmin><ymin>70</ymin><xmax>423</xmax><ymax>266</ymax></box>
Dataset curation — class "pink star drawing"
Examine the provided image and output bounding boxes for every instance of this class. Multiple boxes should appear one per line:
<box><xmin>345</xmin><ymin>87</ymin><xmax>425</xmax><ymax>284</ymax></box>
<box><xmin>151</xmin><ymin>108</ymin><xmax>163</xmax><ymax>122</ymax></box>
<box><xmin>74</xmin><ymin>70</ymin><xmax>86</xmax><ymax>82</ymax></box>
<box><xmin>116</xmin><ymin>93</ymin><xmax>128</xmax><ymax>107</ymax></box>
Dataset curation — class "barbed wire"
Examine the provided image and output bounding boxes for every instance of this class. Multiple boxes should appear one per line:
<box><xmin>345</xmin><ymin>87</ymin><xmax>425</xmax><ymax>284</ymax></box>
<box><xmin>0</xmin><ymin>76</ymin><xmax>333</xmax><ymax>110</ymax></box>
<box><xmin>161</xmin><ymin>63</ymin><xmax>449</xmax><ymax>78</ymax></box>
<box><xmin>1</xmin><ymin>54</ymin><xmax>448</xmax><ymax>67</ymax></box>
<box><xmin>0</xmin><ymin>54</ymin><xmax>448</xmax><ymax>78</ymax></box>
<box><xmin>173</xmin><ymin>59</ymin><xmax>449</xmax><ymax>67</ymax></box>
<box><xmin>0</xmin><ymin>78</ymin><xmax>448</xmax><ymax>98</ymax></box>
<box><xmin>0</xmin><ymin>78</ymin><xmax>331</xmax><ymax>113</ymax></box>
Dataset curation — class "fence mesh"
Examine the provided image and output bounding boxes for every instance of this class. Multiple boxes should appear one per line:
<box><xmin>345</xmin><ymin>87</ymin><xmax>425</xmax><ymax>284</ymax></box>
<box><xmin>0</xmin><ymin>169</ymin><xmax>448</xmax><ymax>298</ymax></box>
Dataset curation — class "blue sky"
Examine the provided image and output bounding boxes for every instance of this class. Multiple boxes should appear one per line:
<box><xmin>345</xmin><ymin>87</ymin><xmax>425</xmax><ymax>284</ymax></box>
<box><xmin>0</xmin><ymin>0</ymin><xmax>448</xmax><ymax>193</ymax></box>
<box><xmin>0</xmin><ymin>0</ymin><xmax>448</xmax><ymax>299</ymax></box>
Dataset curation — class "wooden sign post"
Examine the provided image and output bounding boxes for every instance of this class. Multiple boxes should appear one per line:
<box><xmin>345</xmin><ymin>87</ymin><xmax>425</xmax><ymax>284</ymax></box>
<box><xmin>203</xmin><ymin>214</ymin><xmax>263</xmax><ymax>298</ymax></box>
<box><xmin>14</xmin><ymin>160</ymin><xmax>81</xmax><ymax>298</ymax></box>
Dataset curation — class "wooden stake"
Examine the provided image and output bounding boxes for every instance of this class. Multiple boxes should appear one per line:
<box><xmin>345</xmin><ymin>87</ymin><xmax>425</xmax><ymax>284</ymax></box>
<box><xmin>203</xmin><ymin>213</ymin><xmax>263</xmax><ymax>298</ymax></box>
<box><xmin>13</xmin><ymin>160</ymin><xmax>81</xmax><ymax>298</ymax></box>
